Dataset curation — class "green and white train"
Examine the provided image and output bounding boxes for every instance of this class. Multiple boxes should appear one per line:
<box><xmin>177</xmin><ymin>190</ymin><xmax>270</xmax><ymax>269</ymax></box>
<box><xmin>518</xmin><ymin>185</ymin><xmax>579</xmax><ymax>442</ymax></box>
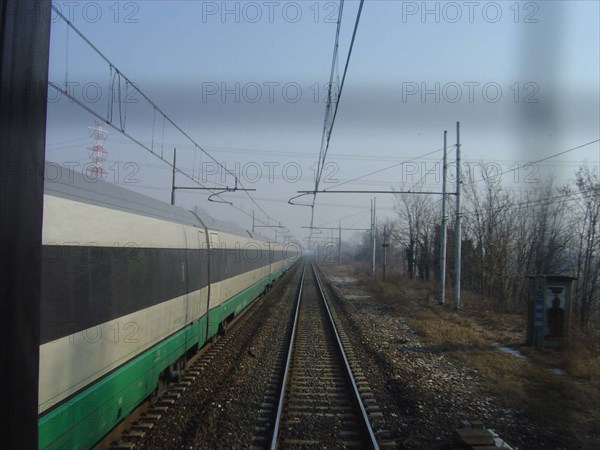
<box><xmin>39</xmin><ymin>164</ymin><xmax>299</xmax><ymax>449</ymax></box>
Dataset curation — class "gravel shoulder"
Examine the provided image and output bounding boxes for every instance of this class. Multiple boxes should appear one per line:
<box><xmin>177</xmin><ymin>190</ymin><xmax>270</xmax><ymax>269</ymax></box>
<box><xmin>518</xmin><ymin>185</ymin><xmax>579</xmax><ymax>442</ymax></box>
<box><xmin>319</xmin><ymin>263</ymin><xmax>589</xmax><ymax>449</ymax></box>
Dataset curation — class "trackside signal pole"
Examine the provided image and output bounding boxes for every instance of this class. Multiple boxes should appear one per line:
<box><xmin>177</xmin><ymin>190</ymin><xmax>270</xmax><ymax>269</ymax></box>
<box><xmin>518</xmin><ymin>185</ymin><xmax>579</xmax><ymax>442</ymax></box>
<box><xmin>371</xmin><ymin>198</ymin><xmax>376</xmax><ymax>275</ymax></box>
<box><xmin>382</xmin><ymin>224</ymin><xmax>390</xmax><ymax>282</ymax></box>
<box><xmin>439</xmin><ymin>130</ymin><xmax>448</xmax><ymax>304</ymax></box>
<box><xmin>338</xmin><ymin>221</ymin><xmax>342</xmax><ymax>264</ymax></box>
<box><xmin>454</xmin><ymin>122</ymin><xmax>462</xmax><ymax>310</ymax></box>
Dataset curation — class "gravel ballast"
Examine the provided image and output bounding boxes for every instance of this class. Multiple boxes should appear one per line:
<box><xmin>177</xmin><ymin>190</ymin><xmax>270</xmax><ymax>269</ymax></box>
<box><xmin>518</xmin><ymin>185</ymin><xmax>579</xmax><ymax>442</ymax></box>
<box><xmin>320</xmin><ymin>265</ymin><xmax>575</xmax><ymax>449</ymax></box>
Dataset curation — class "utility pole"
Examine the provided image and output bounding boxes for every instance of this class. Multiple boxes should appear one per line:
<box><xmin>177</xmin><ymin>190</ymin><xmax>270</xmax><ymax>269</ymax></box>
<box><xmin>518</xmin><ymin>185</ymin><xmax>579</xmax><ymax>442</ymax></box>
<box><xmin>382</xmin><ymin>224</ymin><xmax>390</xmax><ymax>282</ymax></box>
<box><xmin>338</xmin><ymin>221</ymin><xmax>342</xmax><ymax>264</ymax></box>
<box><xmin>370</xmin><ymin>200</ymin><xmax>372</xmax><ymax>271</ymax></box>
<box><xmin>453</xmin><ymin>122</ymin><xmax>462</xmax><ymax>310</ymax></box>
<box><xmin>439</xmin><ymin>130</ymin><xmax>448</xmax><ymax>305</ymax></box>
<box><xmin>252</xmin><ymin>210</ymin><xmax>255</xmax><ymax>232</ymax></box>
<box><xmin>170</xmin><ymin>148</ymin><xmax>177</xmax><ymax>205</ymax></box>
<box><xmin>371</xmin><ymin>198</ymin><xmax>377</xmax><ymax>275</ymax></box>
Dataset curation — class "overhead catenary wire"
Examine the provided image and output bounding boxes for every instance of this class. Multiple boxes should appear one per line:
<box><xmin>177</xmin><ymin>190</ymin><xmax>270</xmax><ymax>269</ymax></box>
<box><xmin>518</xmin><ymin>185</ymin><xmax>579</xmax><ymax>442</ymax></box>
<box><xmin>348</xmin><ymin>209</ymin><xmax>372</xmax><ymax>229</ymax></box>
<box><xmin>315</xmin><ymin>0</ymin><xmax>366</xmax><ymax>190</ymax></box>
<box><xmin>309</xmin><ymin>0</ymin><xmax>366</xmax><ymax>239</ymax></box>
<box><xmin>49</xmin><ymin>81</ymin><xmax>229</xmax><ymax>195</ymax></box>
<box><xmin>315</xmin><ymin>0</ymin><xmax>345</xmax><ymax>195</ymax></box>
<box><xmin>331</xmin><ymin>139</ymin><xmax>600</xmax><ymax>221</ymax></box>
<box><xmin>73</xmin><ymin>137</ymin><xmax>593</xmax><ymax>167</ymax></box>
<box><xmin>393</xmin><ymin>186</ymin><xmax>599</xmax><ymax>227</ymax></box>
<box><xmin>316</xmin><ymin>208</ymin><xmax>371</xmax><ymax>227</ymax></box>
<box><xmin>325</xmin><ymin>146</ymin><xmax>448</xmax><ymax>191</ymax></box>
<box><xmin>358</xmin><ymin>141</ymin><xmax>600</xmax><ymax>249</ymax></box>
<box><xmin>50</xmin><ymin>5</ymin><xmax>286</xmax><ymax>235</ymax></box>
<box><xmin>288</xmin><ymin>146</ymin><xmax>450</xmax><ymax>208</ymax></box>
<box><xmin>459</xmin><ymin>186</ymin><xmax>599</xmax><ymax>218</ymax></box>
<box><xmin>462</xmin><ymin>139</ymin><xmax>600</xmax><ymax>187</ymax></box>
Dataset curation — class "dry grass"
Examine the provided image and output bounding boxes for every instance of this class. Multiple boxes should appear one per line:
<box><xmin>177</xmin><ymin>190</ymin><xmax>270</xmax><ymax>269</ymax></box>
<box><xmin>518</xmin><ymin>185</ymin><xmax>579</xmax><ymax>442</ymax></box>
<box><xmin>332</xmin><ymin>264</ymin><xmax>600</xmax><ymax>449</ymax></box>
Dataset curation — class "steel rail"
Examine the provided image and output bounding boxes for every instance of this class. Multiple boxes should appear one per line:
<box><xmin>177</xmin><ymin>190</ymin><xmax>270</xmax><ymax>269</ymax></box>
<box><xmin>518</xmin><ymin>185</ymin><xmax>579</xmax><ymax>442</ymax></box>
<box><xmin>270</xmin><ymin>260</ymin><xmax>379</xmax><ymax>450</ymax></box>
<box><xmin>269</xmin><ymin>263</ymin><xmax>305</xmax><ymax>450</ymax></box>
<box><xmin>311</xmin><ymin>262</ymin><xmax>380</xmax><ymax>450</ymax></box>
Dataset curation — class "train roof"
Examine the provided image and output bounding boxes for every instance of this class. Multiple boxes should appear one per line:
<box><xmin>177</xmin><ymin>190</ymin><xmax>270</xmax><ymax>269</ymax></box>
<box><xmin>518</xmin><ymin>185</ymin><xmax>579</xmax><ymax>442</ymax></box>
<box><xmin>44</xmin><ymin>162</ymin><xmax>265</xmax><ymax>240</ymax></box>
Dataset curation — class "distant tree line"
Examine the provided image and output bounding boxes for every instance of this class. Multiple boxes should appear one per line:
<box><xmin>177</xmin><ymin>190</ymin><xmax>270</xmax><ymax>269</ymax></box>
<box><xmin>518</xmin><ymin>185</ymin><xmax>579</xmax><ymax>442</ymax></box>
<box><xmin>349</xmin><ymin>165</ymin><xmax>599</xmax><ymax>330</ymax></box>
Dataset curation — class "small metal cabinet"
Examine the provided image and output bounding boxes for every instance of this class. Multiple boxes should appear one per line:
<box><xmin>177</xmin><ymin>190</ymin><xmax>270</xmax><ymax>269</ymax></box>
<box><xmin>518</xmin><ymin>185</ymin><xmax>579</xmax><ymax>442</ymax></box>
<box><xmin>526</xmin><ymin>275</ymin><xmax>577</xmax><ymax>348</ymax></box>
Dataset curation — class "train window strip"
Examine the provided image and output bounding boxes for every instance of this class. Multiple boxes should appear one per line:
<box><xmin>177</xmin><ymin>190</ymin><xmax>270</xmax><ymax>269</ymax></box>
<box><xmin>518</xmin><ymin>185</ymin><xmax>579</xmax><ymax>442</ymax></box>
<box><xmin>40</xmin><ymin>245</ymin><xmax>292</xmax><ymax>343</ymax></box>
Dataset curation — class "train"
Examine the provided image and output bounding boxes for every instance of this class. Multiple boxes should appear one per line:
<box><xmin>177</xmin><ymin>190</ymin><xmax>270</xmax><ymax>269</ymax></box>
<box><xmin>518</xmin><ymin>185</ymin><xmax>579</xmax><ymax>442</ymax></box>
<box><xmin>38</xmin><ymin>162</ymin><xmax>299</xmax><ymax>449</ymax></box>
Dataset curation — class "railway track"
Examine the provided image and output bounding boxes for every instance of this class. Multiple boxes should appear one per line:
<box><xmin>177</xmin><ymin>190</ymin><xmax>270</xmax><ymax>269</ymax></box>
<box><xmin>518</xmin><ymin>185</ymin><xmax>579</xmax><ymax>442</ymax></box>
<box><xmin>266</xmin><ymin>261</ymin><xmax>381</xmax><ymax>449</ymax></box>
<box><xmin>104</xmin><ymin>262</ymin><xmax>303</xmax><ymax>450</ymax></box>
<box><xmin>106</xmin><ymin>259</ymin><xmax>391</xmax><ymax>449</ymax></box>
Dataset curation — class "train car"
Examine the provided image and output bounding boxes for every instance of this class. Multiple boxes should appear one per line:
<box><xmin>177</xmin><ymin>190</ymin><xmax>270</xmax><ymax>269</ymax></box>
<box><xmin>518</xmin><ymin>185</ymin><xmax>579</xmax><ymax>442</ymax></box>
<box><xmin>38</xmin><ymin>163</ymin><xmax>298</xmax><ymax>449</ymax></box>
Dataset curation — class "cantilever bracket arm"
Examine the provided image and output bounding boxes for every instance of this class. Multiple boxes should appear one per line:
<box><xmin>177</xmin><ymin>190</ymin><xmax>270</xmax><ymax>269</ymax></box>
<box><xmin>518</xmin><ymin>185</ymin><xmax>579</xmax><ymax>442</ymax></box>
<box><xmin>174</xmin><ymin>183</ymin><xmax>256</xmax><ymax>206</ymax></box>
<box><xmin>288</xmin><ymin>192</ymin><xmax>313</xmax><ymax>206</ymax></box>
<box><xmin>208</xmin><ymin>189</ymin><xmax>234</xmax><ymax>205</ymax></box>
<box><xmin>205</xmin><ymin>185</ymin><xmax>257</xmax><ymax>205</ymax></box>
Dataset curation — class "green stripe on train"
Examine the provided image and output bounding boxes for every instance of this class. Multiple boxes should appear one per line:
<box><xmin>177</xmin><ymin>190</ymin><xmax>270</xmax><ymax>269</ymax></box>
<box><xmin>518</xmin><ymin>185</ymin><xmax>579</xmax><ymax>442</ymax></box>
<box><xmin>38</xmin><ymin>319</ymin><xmax>205</xmax><ymax>449</ymax></box>
<box><xmin>38</xmin><ymin>270</ymin><xmax>288</xmax><ymax>449</ymax></box>
<box><xmin>206</xmin><ymin>272</ymin><xmax>274</xmax><ymax>336</ymax></box>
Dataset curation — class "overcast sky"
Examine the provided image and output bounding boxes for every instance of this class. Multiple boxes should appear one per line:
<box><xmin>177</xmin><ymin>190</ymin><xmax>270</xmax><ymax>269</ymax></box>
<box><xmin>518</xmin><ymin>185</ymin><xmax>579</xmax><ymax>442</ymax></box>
<box><xmin>44</xmin><ymin>0</ymin><xmax>600</xmax><ymax>246</ymax></box>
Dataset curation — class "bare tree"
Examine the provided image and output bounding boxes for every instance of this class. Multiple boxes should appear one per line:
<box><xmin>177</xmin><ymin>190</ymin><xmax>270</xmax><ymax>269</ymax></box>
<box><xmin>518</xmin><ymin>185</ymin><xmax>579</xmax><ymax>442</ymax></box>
<box><xmin>462</xmin><ymin>175</ymin><xmax>514</xmax><ymax>307</ymax></box>
<box><xmin>393</xmin><ymin>187</ymin><xmax>436</xmax><ymax>280</ymax></box>
<box><xmin>385</xmin><ymin>163</ymin><xmax>598</xmax><ymax>332</ymax></box>
<box><xmin>571</xmin><ymin>166</ymin><xmax>600</xmax><ymax>329</ymax></box>
<box><xmin>503</xmin><ymin>180</ymin><xmax>574</xmax><ymax>309</ymax></box>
